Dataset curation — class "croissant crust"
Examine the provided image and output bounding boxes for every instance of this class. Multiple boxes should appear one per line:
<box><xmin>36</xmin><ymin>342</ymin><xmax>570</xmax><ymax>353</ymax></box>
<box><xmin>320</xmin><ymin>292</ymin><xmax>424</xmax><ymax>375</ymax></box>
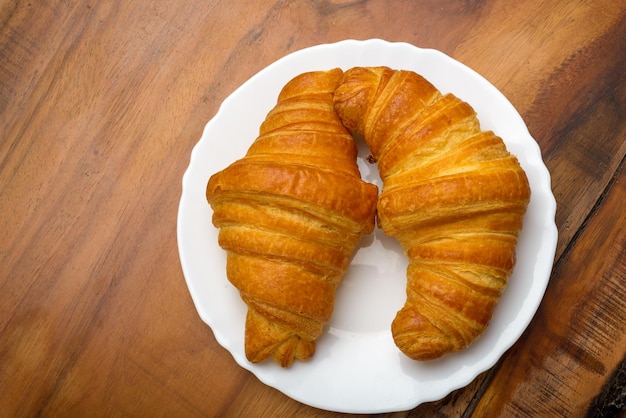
<box><xmin>334</xmin><ymin>66</ymin><xmax>530</xmax><ymax>360</ymax></box>
<box><xmin>206</xmin><ymin>68</ymin><xmax>378</xmax><ymax>367</ymax></box>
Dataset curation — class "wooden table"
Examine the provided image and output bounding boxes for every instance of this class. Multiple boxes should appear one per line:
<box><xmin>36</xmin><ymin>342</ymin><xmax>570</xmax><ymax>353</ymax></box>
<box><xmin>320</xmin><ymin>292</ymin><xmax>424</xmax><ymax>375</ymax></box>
<box><xmin>2</xmin><ymin>1</ymin><xmax>624</xmax><ymax>416</ymax></box>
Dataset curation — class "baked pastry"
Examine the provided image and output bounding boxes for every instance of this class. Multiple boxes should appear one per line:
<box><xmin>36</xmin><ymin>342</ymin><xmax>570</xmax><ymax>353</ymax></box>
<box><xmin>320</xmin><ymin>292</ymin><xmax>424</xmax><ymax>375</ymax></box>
<box><xmin>334</xmin><ymin>67</ymin><xmax>531</xmax><ymax>360</ymax></box>
<box><xmin>206</xmin><ymin>69</ymin><xmax>378</xmax><ymax>367</ymax></box>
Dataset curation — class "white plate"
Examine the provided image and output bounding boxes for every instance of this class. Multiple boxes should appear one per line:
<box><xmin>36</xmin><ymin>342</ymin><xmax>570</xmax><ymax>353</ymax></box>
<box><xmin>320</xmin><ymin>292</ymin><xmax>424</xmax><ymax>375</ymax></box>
<box><xmin>177</xmin><ymin>39</ymin><xmax>557</xmax><ymax>413</ymax></box>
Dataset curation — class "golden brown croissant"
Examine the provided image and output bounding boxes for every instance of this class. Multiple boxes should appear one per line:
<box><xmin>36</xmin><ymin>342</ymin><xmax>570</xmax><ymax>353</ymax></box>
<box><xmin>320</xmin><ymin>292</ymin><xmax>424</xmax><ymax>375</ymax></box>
<box><xmin>206</xmin><ymin>69</ymin><xmax>378</xmax><ymax>367</ymax></box>
<box><xmin>334</xmin><ymin>66</ymin><xmax>531</xmax><ymax>360</ymax></box>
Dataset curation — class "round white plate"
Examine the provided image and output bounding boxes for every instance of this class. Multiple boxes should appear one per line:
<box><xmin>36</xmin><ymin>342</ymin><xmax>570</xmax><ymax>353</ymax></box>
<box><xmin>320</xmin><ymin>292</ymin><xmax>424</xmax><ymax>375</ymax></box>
<box><xmin>177</xmin><ymin>39</ymin><xmax>557</xmax><ymax>413</ymax></box>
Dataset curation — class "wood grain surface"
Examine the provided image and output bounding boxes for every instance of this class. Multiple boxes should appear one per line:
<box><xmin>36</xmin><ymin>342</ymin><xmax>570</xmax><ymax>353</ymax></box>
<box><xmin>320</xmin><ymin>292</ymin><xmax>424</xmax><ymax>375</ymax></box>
<box><xmin>1</xmin><ymin>0</ymin><xmax>624</xmax><ymax>417</ymax></box>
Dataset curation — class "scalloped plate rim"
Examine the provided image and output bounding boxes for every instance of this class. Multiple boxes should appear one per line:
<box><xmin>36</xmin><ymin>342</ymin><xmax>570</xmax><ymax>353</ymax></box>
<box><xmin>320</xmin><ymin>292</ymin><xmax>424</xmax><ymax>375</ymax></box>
<box><xmin>177</xmin><ymin>39</ymin><xmax>557</xmax><ymax>413</ymax></box>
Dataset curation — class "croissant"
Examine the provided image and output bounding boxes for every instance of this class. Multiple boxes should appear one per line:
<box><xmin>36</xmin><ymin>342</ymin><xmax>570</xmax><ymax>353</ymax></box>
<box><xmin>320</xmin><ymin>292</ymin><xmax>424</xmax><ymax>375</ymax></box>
<box><xmin>333</xmin><ymin>67</ymin><xmax>531</xmax><ymax>360</ymax></box>
<box><xmin>206</xmin><ymin>69</ymin><xmax>378</xmax><ymax>367</ymax></box>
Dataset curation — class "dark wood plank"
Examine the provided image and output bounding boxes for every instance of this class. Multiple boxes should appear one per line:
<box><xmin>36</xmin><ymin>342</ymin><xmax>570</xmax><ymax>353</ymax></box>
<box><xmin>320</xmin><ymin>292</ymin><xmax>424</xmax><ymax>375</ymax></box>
<box><xmin>528</xmin><ymin>12</ymin><xmax>626</xmax><ymax>259</ymax></box>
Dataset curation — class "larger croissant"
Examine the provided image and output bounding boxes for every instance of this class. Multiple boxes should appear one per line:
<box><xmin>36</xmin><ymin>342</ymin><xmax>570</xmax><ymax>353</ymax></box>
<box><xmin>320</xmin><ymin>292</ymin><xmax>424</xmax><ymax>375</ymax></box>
<box><xmin>334</xmin><ymin>67</ymin><xmax>531</xmax><ymax>360</ymax></box>
<box><xmin>206</xmin><ymin>69</ymin><xmax>378</xmax><ymax>367</ymax></box>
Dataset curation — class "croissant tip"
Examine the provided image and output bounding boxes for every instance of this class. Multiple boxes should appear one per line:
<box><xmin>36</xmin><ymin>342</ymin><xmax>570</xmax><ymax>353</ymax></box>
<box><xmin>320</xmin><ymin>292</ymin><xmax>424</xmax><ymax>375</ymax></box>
<box><xmin>246</xmin><ymin>336</ymin><xmax>316</xmax><ymax>368</ymax></box>
<box><xmin>393</xmin><ymin>335</ymin><xmax>456</xmax><ymax>361</ymax></box>
<box><xmin>244</xmin><ymin>309</ymin><xmax>317</xmax><ymax>367</ymax></box>
<box><xmin>391</xmin><ymin>308</ymin><xmax>462</xmax><ymax>361</ymax></box>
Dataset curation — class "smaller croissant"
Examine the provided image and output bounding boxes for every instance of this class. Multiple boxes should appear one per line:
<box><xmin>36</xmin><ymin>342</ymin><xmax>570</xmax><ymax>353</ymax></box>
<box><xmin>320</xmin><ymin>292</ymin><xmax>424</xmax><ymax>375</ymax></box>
<box><xmin>206</xmin><ymin>69</ymin><xmax>378</xmax><ymax>367</ymax></box>
<box><xmin>334</xmin><ymin>67</ymin><xmax>531</xmax><ymax>360</ymax></box>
